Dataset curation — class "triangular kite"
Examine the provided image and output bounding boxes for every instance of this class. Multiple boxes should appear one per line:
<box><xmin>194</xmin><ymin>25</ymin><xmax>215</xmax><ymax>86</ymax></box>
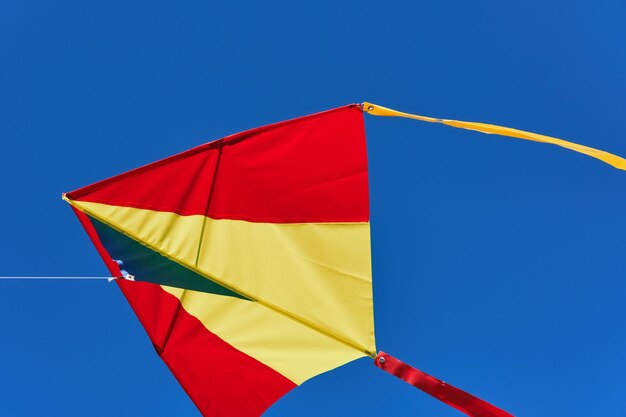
<box><xmin>65</xmin><ymin>103</ymin><xmax>625</xmax><ymax>416</ymax></box>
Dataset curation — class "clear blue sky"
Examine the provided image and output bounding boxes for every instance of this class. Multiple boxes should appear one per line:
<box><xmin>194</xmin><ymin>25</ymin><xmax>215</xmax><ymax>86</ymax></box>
<box><xmin>1</xmin><ymin>1</ymin><xmax>625</xmax><ymax>416</ymax></box>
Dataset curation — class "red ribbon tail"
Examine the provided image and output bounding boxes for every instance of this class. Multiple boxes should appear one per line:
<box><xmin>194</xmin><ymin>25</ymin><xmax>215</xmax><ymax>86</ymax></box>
<box><xmin>374</xmin><ymin>352</ymin><xmax>514</xmax><ymax>417</ymax></box>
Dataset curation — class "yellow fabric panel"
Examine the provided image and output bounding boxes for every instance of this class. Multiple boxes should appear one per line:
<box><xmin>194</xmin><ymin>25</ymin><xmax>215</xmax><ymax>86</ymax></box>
<box><xmin>363</xmin><ymin>101</ymin><xmax>626</xmax><ymax>170</ymax></box>
<box><xmin>196</xmin><ymin>213</ymin><xmax>375</xmax><ymax>354</ymax></box>
<box><xmin>69</xmin><ymin>199</ymin><xmax>204</xmax><ymax>267</ymax></box>
<box><xmin>162</xmin><ymin>286</ymin><xmax>367</xmax><ymax>384</ymax></box>
<box><xmin>68</xmin><ymin>200</ymin><xmax>376</xmax><ymax>356</ymax></box>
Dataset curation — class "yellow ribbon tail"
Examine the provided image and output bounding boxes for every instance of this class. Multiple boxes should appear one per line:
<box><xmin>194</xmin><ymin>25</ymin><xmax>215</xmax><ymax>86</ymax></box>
<box><xmin>363</xmin><ymin>102</ymin><xmax>626</xmax><ymax>171</ymax></box>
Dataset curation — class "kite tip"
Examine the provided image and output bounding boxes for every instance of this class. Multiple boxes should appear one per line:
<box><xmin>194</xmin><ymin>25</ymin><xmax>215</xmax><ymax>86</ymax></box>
<box><xmin>360</xmin><ymin>102</ymin><xmax>375</xmax><ymax>113</ymax></box>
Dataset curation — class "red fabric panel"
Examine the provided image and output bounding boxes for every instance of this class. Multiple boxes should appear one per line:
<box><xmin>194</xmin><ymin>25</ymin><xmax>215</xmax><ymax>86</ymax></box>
<box><xmin>209</xmin><ymin>104</ymin><xmax>368</xmax><ymax>222</ymax></box>
<box><xmin>375</xmin><ymin>352</ymin><xmax>514</xmax><ymax>417</ymax></box>
<box><xmin>72</xmin><ymin>208</ymin><xmax>296</xmax><ymax>416</ymax></box>
<box><xmin>159</xmin><ymin>293</ymin><xmax>296</xmax><ymax>416</ymax></box>
<box><xmin>67</xmin><ymin>144</ymin><xmax>220</xmax><ymax>216</ymax></box>
<box><xmin>66</xmin><ymin>104</ymin><xmax>369</xmax><ymax>223</ymax></box>
<box><xmin>72</xmin><ymin>207</ymin><xmax>179</xmax><ymax>345</ymax></box>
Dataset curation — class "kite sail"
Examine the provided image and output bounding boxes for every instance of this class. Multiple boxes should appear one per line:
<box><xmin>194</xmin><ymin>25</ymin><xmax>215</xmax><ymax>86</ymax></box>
<box><xmin>65</xmin><ymin>105</ymin><xmax>376</xmax><ymax>416</ymax></box>
<box><xmin>64</xmin><ymin>102</ymin><xmax>625</xmax><ymax>417</ymax></box>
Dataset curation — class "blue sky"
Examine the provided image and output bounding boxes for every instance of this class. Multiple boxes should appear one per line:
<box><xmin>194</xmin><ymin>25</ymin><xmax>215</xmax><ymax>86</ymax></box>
<box><xmin>1</xmin><ymin>1</ymin><xmax>625</xmax><ymax>416</ymax></box>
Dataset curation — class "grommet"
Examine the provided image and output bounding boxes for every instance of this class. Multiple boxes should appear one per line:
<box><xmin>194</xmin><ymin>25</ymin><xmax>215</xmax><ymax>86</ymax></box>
<box><xmin>368</xmin><ymin>105</ymin><xmax>374</xmax><ymax>111</ymax></box>
<box><xmin>379</xmin><ymin>356</ymin><xmax>386</xmax><ymax>364</ymax></box>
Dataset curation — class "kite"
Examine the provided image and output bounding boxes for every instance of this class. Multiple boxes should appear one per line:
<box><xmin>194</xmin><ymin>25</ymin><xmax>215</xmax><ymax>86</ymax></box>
<box><xmin>63</xmin><ymin>102</ymin><xmax>626</xmax><ymax>417</ymax></box>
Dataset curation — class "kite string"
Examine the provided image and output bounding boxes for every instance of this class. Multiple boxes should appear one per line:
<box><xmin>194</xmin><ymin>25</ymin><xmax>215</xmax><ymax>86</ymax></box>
<box><xmin>0</xmin><ymin>276</ymin><xmax>116</xmax><ymax>280</ymax></box>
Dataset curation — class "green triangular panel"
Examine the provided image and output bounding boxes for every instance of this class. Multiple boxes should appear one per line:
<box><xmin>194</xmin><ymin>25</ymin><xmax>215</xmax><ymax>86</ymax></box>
<box><xmin>89</xmin><ymin>215</ymin><xmax>248</xmax><ymax>300</ymax></box>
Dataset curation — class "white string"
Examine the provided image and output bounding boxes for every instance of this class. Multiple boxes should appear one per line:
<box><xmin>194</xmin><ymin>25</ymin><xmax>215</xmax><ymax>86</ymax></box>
<box><xmin>0</xmin><ymin>276</ymin><xmax>115</xmax><ymax>280</ymax></box>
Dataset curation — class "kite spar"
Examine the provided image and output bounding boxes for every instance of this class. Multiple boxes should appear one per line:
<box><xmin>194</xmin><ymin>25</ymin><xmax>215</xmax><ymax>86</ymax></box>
<box><xmin>64</xmin><ymin>103</ymin><xmax>624</xmax><ymax>417</ymax></box>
